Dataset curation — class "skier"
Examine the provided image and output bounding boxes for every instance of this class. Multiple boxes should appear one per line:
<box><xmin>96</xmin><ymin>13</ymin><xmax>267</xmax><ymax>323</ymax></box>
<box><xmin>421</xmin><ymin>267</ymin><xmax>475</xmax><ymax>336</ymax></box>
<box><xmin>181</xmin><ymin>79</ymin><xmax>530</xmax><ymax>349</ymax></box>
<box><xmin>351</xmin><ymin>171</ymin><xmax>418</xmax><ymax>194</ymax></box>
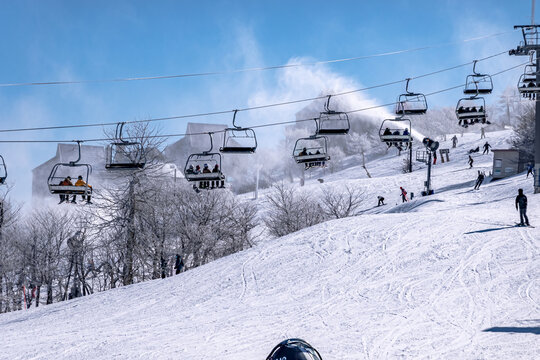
<box><xmin>480</xmin><ymin>127</ymin><xmax>486</xmax><ymax>139</ymax></box>
<box><xmin>74</xmin><ymin>175</ymin><xmax>92</xmax><ymax>204</ymax></box>
<box><xmin>377</xmin><ymin>196</ymin><xmax>385</xmax><ymax>206</ymax></box>
<box><xmin>526</xmin><ymin>162</ymin><xmax>534</xmax><ymax>178</ymax></box>
<box><xmin>174</xmin><ymin>254</ymin><xmax>184</xmax><ymax>275</ymax></box>
<box><xmin>266</xmin><ymin>339</ymin><xmax>323</xmax><ymax>360</ymax></box>
<box><xmin>468</xmin><ymin>155</ymin><xmax>474</xmax><ymax>168</ymax></box>
<box><xmin>515</xmin><ymin>188</ymin><xmax>530</xmax><ymax>226</ymax></box>
<box><xmin>451</xmin><ymin>135</ymin><xmax>458</xmax><ymax>148</ymax></box>
<box><xmin>433</xmin><ymin>151</ymin><xmax>437</xmax><ymax>165</ymax></box>
<box><xmin>400</xmin><ymin>187</ymin><xmax>408</xmax><ymax>203</ymax></box>
<box><xmin>473</xmin><ymin>171</ymin><xmax>485</xmax><ymax>190</ymax></box>
<box><xmin>58</xmin><ymin>176</ymin><xmax>73</xmax><ymax>204</ymax></box>
<box><xmin>482</xmin><ymin>141</ymin><xmax>492</xmax><ymax>155</ymax></box>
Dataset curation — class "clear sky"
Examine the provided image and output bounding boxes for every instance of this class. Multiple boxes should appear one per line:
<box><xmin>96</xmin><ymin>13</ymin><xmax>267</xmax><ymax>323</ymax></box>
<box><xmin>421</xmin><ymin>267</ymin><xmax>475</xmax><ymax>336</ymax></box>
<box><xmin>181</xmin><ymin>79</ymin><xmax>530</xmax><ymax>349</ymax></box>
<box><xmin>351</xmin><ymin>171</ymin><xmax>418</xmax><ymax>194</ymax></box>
<box><xmin>0</xmin><ymin>0</ymin><xmax>536</xmax><ymax>205</ymax></box>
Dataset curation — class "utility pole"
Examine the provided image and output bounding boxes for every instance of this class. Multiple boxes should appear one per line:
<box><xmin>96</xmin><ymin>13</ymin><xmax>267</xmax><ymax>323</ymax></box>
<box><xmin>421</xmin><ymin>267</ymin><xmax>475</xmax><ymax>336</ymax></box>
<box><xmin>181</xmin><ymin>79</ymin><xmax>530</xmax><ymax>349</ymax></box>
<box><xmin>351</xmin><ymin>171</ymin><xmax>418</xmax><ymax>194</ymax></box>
<box><xmin>532</xmin><ymin>0</ymin><xmax>536</xmax><ymax>25</ymax></box>
<box><xmin>510</xmin><ymin>22</ymin><xmax>540</xmax><ymax>193</ymax></box>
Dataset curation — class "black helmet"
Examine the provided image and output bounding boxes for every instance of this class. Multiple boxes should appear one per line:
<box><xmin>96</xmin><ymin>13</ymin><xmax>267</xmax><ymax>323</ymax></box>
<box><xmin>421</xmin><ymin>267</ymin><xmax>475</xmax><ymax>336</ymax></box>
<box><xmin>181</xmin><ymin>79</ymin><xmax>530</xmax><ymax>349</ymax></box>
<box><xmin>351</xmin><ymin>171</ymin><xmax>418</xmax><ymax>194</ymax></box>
<box><xmin>266</xmin><ymin>338</ymin><xmax>323</xmax><ymax>360</ymax></box>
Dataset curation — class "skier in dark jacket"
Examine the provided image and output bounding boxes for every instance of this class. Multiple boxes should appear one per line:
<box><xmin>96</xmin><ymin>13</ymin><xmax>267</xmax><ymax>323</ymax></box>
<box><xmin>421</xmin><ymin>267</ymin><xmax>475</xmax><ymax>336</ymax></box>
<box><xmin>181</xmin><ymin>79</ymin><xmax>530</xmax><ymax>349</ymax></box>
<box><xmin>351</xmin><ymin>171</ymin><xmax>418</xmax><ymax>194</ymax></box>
<box><xmin>468</xmin><ymin>155</ymin><xmax>474</xmax><ymax>168</ymax></box>
<box><xmin>526</xmin><ymin>163</ymin><xmax>534</xmax><ymax>178</ymax></box>
<box><xmin>451</xmin><ymin>135</ymin><xmax>458</xmax><ymax>148</ymax></box>
<box><xmin>174</xmin><ymin>254</ymin><xmax>184</xmax><ymax>275</ymax></box>
<box><xmin>377</xmin><ymin>196</ymin><xmax>385</xmax><ymax>206</ymax></box>
<box><xmin>482</xmin><ymin>142</ymin><xmax>492</xmax><ymax>155</ymax></box>
<box><xmin>473</xmin><ymin>171</ymin><xmax>485</xmax><ymax>190</ymax></box>
<box><xmin>515</xmin><ymin>189</ymin><xmax>530</xmax><ymax>226</ymax></box>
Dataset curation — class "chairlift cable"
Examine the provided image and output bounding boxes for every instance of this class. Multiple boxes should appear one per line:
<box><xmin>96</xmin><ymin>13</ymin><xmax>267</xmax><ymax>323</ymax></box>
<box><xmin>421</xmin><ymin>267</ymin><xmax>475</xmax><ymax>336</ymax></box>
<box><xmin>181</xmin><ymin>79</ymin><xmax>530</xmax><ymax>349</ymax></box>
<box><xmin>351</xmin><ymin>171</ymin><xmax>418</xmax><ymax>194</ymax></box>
<box><xmin>0</xmin><ymin>61</ymin><xmax>527</xmax><ymax>144</ymax></box>
<box><xmin>0</xmin><ymin>31</ymin><xmax>517</xmax><ymax>88</ymax></box>
<box><xmin>0</xmin><ymin>51</ymin><xmax>513</xmax><ymax>135</ymax></box>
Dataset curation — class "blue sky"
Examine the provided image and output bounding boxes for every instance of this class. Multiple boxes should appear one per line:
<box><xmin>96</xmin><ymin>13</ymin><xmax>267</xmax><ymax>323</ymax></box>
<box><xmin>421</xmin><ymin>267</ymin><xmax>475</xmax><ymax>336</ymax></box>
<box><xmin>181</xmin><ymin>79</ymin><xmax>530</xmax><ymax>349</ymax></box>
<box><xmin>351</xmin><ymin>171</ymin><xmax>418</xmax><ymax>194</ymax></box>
<box><xmin>0</xmin><ymin>0</ymin><xmax>535</xmax><ymax>204</ymax></box>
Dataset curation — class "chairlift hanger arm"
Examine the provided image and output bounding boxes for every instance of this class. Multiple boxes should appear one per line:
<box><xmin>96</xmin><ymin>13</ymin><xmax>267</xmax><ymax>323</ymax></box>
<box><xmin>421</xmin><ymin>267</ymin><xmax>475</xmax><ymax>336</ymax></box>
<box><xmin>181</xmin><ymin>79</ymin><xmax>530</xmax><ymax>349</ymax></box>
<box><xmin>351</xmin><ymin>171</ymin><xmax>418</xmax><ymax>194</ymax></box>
<box><xmin>324</xmin><ymin>95</ymin><xmax>332</xmax><ymax>112</ymax></box>
<box><xmin>232</xmin><ymin>109</ymin><xmax>240</xmax><ymax>128</ymax></box>
<box><xmin>405</xmin><ymin>78</ymin><xmax>412</xmax><ymax>94</ymax></box>
<box><xmin>69</xmin><ymin>140</ymin><xmax>83</xmax><ymax>165</ymax></box>
<box><xmin>204</xmin><ymin>132</ymin><xmax>214</xmax><ymax>154</ymax></box>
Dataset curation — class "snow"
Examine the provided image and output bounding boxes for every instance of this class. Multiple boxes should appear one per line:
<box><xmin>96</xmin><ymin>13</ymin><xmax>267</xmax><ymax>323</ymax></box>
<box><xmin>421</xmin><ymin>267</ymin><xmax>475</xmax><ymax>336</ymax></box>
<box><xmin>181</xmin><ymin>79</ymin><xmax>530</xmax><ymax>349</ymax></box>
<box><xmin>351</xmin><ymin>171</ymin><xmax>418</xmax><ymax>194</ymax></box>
<box><xmin>1</xmin><ymin>130</ymin><xmax>538</xmax><ymax>359</ymax></box>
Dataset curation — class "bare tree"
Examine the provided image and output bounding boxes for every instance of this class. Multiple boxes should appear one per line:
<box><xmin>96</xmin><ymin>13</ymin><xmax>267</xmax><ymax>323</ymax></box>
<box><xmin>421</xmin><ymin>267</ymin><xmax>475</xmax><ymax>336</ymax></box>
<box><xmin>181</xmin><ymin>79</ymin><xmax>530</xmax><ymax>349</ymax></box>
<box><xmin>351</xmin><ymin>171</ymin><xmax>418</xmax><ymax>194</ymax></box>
<box><xmin>319</xmin><ymin>184</ymin><xmax>365</xmax><ymax>219</ymax></box>
<box><xmin>511</xmin><ymin>102</ymin><xmax>535</xmax><ymax>162</ymax></box>
<box><xmin>93</xmin><ymin>121</ymin><xmax>168</xmax><ymax>286</ymax></box>
<box><xmin>22</xmin><ymin>208</ymin><xmax>75</xmax><ymax>305</ymax></box>
<box><xmin>0</xmin><ymin>192</ymin><xmax>23</xmax><ymax>313</ymax></box>
<box><xmin>263</xmin><ymin>183</ymin><xmax>326</xmax><ymax>237</ymax></box>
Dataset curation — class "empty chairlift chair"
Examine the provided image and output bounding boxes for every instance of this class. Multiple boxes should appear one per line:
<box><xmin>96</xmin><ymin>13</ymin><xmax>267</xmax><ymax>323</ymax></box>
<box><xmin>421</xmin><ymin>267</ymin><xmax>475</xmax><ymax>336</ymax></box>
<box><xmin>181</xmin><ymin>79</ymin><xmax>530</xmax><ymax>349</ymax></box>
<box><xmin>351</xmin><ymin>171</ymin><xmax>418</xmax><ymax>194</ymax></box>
<box><xmin>105</xmin><ymin>122</ymin><xmax>146</xmax><ymax>169</ymax></box>
<box><xmin>463</xmin><ymin>60</ymin><xmax>493</xmax><ymax>95</ymax></box>
<box><xmin>316</xmin><ymin>95</ymin><xmax>350</xmax><ymax>135</ymax></box>
<box><xmin>379</xmin><ymin>117</ymin><xmax>413</xmax><ymax>150</ymax></box>
<box><xmin>0</xmin><ymin>155</ymin><xmax>7</xmax><ymax>185</ymax></box>
<box><xmin>47</xmin><ymin>141</ymin><xmax>93</xmax><ymax>199</ymax></box>
<box><xmin>220</xmin><ymin>110</ymin><xmax>257</xmax><ymax>153</ymax></box>
<box><xmin>184</xmin><ymin>132</ymin><xmax>226</xmax><ymax>189</ymax></box>
<box><xmin>395</xmin><ymin>78</ymin><xmax>428</xmax><ymax>115</ymax></box>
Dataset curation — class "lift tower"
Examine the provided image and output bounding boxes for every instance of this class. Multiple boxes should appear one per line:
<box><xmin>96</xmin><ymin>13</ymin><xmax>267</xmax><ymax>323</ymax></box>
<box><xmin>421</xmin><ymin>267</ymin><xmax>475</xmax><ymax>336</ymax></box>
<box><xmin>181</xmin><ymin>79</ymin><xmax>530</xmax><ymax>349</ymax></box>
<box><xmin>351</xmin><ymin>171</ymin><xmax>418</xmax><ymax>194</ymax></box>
<box><xmin>510</xmin><ymin>24</ymin><xmax>540</xmax><ymax>193</ymax></box>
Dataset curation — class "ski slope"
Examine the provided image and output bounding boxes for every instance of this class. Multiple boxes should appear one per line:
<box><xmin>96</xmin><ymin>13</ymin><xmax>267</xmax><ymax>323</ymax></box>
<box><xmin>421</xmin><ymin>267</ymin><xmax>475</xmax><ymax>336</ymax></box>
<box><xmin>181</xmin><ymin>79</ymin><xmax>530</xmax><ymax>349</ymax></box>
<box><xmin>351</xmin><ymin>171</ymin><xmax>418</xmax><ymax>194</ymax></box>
<box><xmin>0</xmin><ymin>130</ymin><xmax>538</xmax><ymax>359</ymax></box>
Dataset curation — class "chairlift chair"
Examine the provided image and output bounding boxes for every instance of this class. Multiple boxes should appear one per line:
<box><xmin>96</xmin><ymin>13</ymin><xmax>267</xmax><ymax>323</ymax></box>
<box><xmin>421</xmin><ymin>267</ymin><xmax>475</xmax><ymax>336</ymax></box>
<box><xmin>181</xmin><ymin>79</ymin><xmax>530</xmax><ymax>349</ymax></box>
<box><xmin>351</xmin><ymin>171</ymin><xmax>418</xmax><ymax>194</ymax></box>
<box><xmin>292</xmin><ymin>135</ymin><xmax>331</xmax><ymax>169</ymax></box>
<box><xmin>105</xmin><ymin>123</ymin><xmax>146</xmax><ymax>169</ymax></box>
<box><xmin>47</xmin><ymin>141</ymin><xmax>93</xmax><ymax>197</ymax></box>
<box><xmin>220</xmin><ymin>110</ymin><xmax>257</xmax><ymax>153</ymax></box>
<box><xmin>184</xmin><ymin>133</ymin><xmax>225</xmax><ymax>189</ymax></box>
<box><xmin>379</xmin><ymin>117</ymin><xmax>413</xmax><ymax>149</ymax></box>
<box><xmin>395</xmin><ymin>78</ymin><xmax>428</xmax><ymax>115</ymax></box>
<box><xmin>463</xmin><ymin>60</ymin><xmax>493</xmax><ymax>94</ymax></box>
<box><xmin>316</xmin><ymin>95</ymin><xmax>350</xmax><ymax>135</ymax></box>
<box><xmin>0</xmin><ymin>155</ymin><xmax>7</xmax><ymax>185</ymax></box>
<box><xmin>518</xmin><ymin>64</ymin><xmax>540</xmax><ymax>98</ymax></box>
<box><xmin>455</xmin><ymin>96</ymin><xmax>488</xmax><ymax>127</ymax></box>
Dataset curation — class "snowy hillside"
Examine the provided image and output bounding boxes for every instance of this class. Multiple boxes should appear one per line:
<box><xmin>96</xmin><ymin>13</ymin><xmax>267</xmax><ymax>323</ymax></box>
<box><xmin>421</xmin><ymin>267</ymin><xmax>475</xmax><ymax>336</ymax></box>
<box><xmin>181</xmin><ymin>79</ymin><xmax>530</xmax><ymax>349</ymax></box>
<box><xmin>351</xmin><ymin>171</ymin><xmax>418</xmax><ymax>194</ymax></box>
<box><xmin>0</xmin><ymin>130</ymin><xmax>538</xmax><ymax>359</ymax></box>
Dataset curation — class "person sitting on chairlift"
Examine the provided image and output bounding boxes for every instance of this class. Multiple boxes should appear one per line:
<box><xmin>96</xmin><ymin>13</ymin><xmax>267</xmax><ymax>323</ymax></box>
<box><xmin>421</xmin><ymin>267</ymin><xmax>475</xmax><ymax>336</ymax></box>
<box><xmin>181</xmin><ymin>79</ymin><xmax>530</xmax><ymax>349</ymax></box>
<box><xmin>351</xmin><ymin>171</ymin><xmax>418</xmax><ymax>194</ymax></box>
<box><xmin>74</xmin><ymin>175</ymin><xmax>92</xmax><ymax>204</ymax></box>
<box><xmin>383</xmin><ymin>128</ymin><xmax>392</xmax><ymax>136</ymax></box>
<box><xmin>186</xmin><ymin>165</ymin><xmax>195</xmax><ymax>174</ymax></box>
<box><xmin>200</xmin><ymin>164</ymin><xmax>211</xmax><ymax>189</ymax></box>
<box><xmin>298</xmin><ymin>147</ymin><xmax>308</xmax><ymax>157</ymax></box>
<box><xmin>403</xmin><ymin>128</ymin><xmax>409</xmax><ymax>136</ymax></box>
<box><xmin>58</xmin><ymin>176</ymin><xmax>73</xmax><ymax>204</ymax></box>
<box><xmin>212</xmin><ymin>164</ymin><xmax>224</xmax><ymax>188</ymax></box>
<box><xmin>194</xmin><ymin>165</ymin><xmax>201</xmax><ymax>174</ymax></box>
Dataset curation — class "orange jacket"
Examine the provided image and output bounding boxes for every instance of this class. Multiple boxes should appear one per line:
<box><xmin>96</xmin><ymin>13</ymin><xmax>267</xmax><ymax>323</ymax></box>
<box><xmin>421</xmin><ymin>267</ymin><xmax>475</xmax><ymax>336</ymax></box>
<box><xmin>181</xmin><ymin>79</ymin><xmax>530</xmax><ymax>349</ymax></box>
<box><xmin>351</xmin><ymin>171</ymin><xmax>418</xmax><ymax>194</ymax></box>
<box><xmin>75</xmin><ymin>179</ymin><xmax>92</xmax><ymax>188</ymax></box>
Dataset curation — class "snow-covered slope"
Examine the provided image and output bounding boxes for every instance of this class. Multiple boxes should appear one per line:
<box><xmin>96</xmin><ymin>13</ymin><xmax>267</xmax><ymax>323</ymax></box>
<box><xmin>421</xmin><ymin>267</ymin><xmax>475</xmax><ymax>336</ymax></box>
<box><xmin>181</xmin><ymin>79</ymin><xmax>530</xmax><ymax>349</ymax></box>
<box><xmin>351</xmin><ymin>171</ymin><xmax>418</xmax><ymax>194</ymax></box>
<box><xmin>1</xmin><ymin>130</ymin><xmax>538</xmax><ymax>359</ymax></box>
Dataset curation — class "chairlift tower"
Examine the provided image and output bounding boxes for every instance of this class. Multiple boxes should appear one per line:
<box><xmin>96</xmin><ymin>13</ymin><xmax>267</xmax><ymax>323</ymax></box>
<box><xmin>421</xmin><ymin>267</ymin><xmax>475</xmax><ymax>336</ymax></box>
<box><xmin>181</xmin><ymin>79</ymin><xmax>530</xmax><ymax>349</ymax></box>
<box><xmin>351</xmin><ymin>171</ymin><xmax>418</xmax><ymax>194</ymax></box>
<box><xmin>416</xmin><ymin>138</ymin><xmax>439</xmax><ymax>196</ymax></box>
<box><xmin>510</xmin><ymin>23</ymin><xmax>540</xmax><ymax>193</ymax></box>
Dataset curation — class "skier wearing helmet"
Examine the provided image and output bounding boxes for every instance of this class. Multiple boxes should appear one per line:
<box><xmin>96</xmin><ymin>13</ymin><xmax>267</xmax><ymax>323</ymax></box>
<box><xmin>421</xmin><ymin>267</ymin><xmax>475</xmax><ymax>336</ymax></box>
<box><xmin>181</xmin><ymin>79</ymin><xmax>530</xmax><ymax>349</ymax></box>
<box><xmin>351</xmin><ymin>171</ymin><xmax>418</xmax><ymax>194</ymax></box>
<box><xmin>266</xmin><ymin>339</ymin><xmax>323</xmax><ymax>360</ymax></box>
